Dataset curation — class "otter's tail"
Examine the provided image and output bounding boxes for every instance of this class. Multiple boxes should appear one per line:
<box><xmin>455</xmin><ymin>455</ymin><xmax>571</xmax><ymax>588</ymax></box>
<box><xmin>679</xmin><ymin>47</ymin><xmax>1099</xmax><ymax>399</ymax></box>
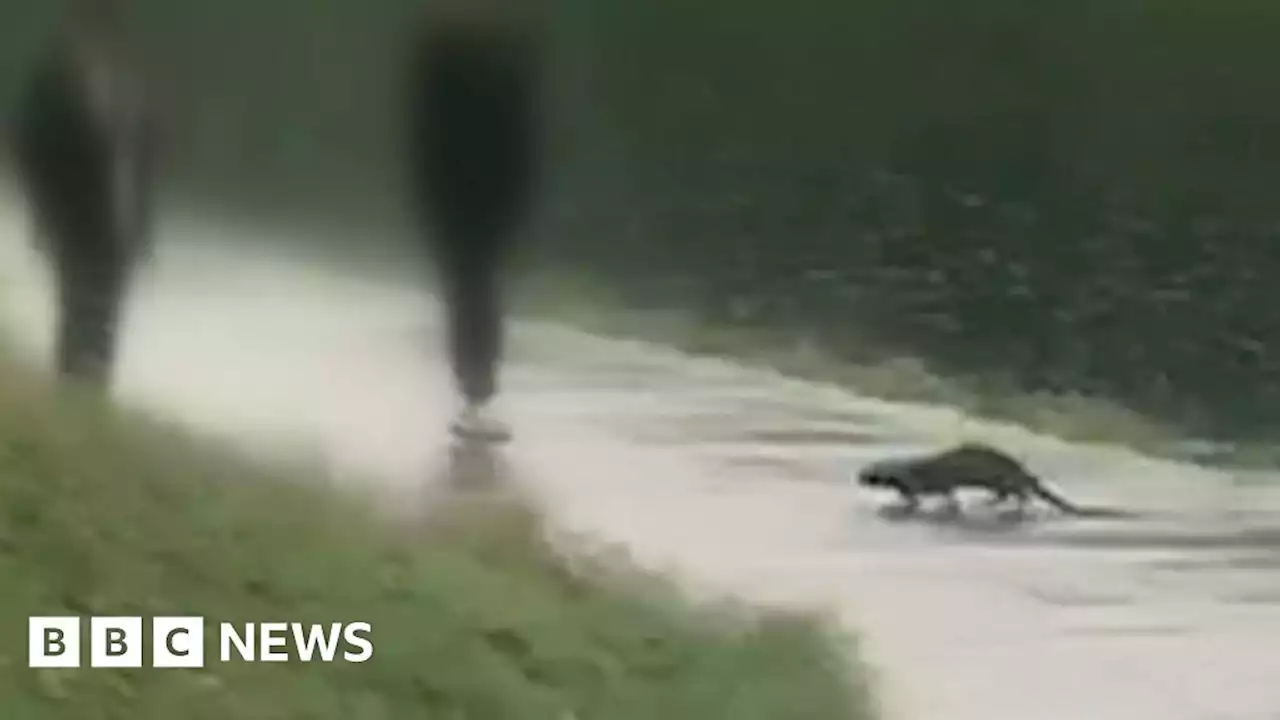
<box><xmin>1032</xmin><ymin>482</ymin><xmax>1144</xmax><ymax>519</ymax></box>
<box><xmin>1031</xmin><ymin>482</ymin><xmax>1085</xmax><ymax>514</ymax></box>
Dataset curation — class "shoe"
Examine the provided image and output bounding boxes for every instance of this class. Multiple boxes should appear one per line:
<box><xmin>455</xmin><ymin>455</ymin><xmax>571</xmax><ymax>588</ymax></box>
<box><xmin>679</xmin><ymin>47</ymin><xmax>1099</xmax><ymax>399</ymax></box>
<box><xmin>450</xmin><ymin>401</ymin><xmax>513</xmax><ymax>443</ymax></box>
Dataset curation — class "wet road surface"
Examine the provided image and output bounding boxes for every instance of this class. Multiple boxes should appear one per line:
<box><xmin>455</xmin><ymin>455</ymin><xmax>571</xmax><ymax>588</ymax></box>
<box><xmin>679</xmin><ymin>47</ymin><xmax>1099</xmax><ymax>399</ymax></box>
<box><xmin>1</xmin><ymin>199</ymin><xmax>1279</xmax><ymax>720</ymax></box>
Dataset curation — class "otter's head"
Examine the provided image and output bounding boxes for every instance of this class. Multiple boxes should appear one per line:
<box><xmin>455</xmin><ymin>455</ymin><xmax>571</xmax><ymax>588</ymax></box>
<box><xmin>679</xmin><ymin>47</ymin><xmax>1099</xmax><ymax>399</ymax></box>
<box><xmin>856</xmin><ymin>458</ymin><xmax>909</xmax><ymax>489</ymax></box>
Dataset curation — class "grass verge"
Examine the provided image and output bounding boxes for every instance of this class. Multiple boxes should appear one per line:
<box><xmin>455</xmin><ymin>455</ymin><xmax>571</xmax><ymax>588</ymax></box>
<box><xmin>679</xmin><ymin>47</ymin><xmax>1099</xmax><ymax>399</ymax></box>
<box><xmin>0</xmin><ymin>358</ymin><xmax>876</xmax><ymax>719</ymax></box>
<box><xmin>513</xmin><ymin>269</ymin><xmax>1279</xmax><ymax>471</ymax></box>
<box><xmin>232</xmin><ymin>228</ymin><xmax>1268</xmax><ymax>470</ymax></box>
<box><xmin>131</xmin><ymin>201</ymin><xmax>1277</xmax><ymax>471</ymax></box>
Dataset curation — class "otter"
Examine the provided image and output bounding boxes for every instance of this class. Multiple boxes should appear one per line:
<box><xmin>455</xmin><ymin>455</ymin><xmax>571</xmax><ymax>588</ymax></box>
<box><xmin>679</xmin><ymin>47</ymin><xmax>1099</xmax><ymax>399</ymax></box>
<box><xmin>858</xmin><ymin>442</ymin><xmax>1141</xmax><ymax>518</ymax></box>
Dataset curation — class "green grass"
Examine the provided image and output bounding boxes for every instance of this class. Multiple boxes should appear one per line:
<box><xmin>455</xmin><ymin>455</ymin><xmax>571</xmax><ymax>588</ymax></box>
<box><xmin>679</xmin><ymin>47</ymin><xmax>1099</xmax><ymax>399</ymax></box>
<box><xmin>0</xmin><ymin>358</ymin><xmax>876</xmax><ymax>719</ymax></box>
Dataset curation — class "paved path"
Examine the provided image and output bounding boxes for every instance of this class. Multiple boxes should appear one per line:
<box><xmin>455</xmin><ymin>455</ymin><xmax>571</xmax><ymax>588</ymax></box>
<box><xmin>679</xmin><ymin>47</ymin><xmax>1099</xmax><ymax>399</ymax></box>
<box><xmin>1</xmin><ymin>202</ymin><xmax>1278</xmax><ymax>720</ymax></box>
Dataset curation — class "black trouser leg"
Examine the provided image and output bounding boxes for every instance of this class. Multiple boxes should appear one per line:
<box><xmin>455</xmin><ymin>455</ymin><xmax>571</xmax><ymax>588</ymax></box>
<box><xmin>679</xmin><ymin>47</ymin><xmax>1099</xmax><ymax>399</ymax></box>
<box><xmin>440</xmin><ymin>244</ymin><xmax>504</xmax><ymax>406</ymax></box>
<box><xmin>52</xmin><ymin>250</ymin><xmax>128</xmax><ymax>389</ymax></box>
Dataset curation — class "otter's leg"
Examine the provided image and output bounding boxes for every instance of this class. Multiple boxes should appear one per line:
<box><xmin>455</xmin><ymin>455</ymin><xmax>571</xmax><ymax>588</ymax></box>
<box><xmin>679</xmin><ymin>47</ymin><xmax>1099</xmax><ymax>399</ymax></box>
<box><xmin>1011</xmin><ymin>488</ymin><xmax>1030</xmax><ymax>515</ymax></box>
<box><xmin>939</xmin><ymin>490</ymin><xmax>962</xmax><ymax>516</ymax></box>
<box><xmin>984</xmin><ymin>487</ymin><xmax>1012</xmax><ymax>506</ymax></box>
<box><xmin>892</xmin><ymin>484</ymin><xmax>920</xmax><ymax>514</ymax></box>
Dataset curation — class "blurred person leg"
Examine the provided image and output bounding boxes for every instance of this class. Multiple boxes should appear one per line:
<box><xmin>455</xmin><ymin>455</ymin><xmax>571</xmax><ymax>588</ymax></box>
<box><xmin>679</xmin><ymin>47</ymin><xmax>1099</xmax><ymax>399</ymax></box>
<box><xmin>407</xmin><ymin>1</ymin><xmax>545</xmax><ymax>442</ymax></box>
<box><xmin>52</xmin><ymin>242</ymin><xmax>131</xmax><ymax>384</ymax></box>
<box><xmin>439</xmin><ymin>234</ymin><xmax>508</xmax><ymax>440</ymax></box>
<box><xmin>8</xmin><ymin>0</ymin><xmax>160</xmax><ymax>391</ymax></box>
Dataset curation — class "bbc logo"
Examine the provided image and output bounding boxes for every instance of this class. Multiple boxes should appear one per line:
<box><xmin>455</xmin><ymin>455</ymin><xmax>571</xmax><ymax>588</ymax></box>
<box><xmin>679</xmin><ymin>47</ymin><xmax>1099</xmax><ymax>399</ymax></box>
<box><xmin>29</xmin><ymin>616</ymin><xmax>204</xmax><ymax>668</ymax></box>
<box><xmin>30</xmin><ymin>616</ymin><xmax>374</xmax><ymax>667</ymax></box>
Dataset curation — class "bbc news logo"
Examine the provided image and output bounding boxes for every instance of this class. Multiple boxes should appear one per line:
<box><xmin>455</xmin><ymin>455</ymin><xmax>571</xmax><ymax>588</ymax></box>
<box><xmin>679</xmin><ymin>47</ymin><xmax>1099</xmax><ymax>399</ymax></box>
<box><xmin>29</xmin><ymin>617</ymin><xmax>373</xmax><ymax>668</ymax></box>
